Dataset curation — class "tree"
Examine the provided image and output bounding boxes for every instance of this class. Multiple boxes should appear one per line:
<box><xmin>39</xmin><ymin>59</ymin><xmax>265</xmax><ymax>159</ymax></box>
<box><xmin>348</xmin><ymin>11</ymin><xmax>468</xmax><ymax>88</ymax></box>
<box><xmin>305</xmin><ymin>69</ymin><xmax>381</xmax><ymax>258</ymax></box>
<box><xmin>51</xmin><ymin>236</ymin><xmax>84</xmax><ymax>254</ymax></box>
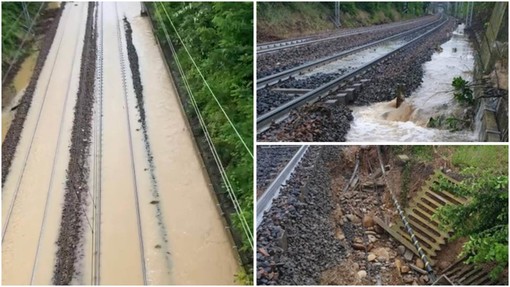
<box><xmin>434</xmin><ymin>170</ymin><xmax>508</xmax><ymax>279</ymax></box>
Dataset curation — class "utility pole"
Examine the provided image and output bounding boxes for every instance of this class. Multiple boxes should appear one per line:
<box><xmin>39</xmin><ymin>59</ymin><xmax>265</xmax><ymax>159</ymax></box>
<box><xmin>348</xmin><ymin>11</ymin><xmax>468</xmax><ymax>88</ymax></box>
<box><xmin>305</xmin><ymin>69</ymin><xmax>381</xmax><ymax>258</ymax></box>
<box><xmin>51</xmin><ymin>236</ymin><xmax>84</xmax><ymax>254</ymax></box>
<box><xmin>465</xmin><ymin>2</ymin><xmax>469</xmax><ymax>24</ymax></box>
<box><xmin>469</xmin><ymin>2</ymin><xmax>474</xmax><ymax>27</ymax></box>
<box><xmin>334</xmin><ymin>2</ymin><xmax>341</xmax><ymax>28</ymax></box>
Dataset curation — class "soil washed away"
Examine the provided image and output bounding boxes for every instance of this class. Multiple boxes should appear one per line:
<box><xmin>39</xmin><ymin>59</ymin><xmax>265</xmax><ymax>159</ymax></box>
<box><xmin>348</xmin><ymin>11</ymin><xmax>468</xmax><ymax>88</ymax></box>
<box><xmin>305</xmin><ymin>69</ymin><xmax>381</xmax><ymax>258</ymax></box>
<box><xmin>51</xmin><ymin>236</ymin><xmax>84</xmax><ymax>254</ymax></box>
<box><xmin>256</xmin><ymin>146</ymin><xmax>506</xmax><ymax>285</ymax></box>
<box><xmin>2</xmin><ymin>2</ymin><xmax>239</xmax><ymax>285</ymax></box>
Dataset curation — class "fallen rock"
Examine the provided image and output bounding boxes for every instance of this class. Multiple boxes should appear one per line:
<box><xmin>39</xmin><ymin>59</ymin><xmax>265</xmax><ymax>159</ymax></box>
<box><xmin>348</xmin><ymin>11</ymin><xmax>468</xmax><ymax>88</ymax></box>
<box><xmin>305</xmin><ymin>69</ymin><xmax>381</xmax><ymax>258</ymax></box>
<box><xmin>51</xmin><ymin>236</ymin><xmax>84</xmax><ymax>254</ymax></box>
<box><xmin>346</xmin><ymin>214</ymin><xmax>361</xmax><ymax>224</ymax></box>
<box><xmin>374</xmin><ymin>224</ymin><xmax>384</xmax><ymax>234</ymax></box>
<box><xmin>368</xmin><ymin>234</ymin><xmax>378</xmax><ymax>243</ymax></box>
<box><xmin>367</xmin><ymin>253</ymin><xmax>376</xmax><ymax>262</ymax></box>
<box><xmin>403</xmin><ymin>274</ymin><xmax>414</xmax><ymax>284</ymax></box>
<box><xmin>363</xmin><ymin>213</ymin><xmax>374</xmax><ymax>228</ymax></box>
<box><xmin>398</xmin><ymin>154</ymin><xmax>410</xmax><ymax>161</ymax></box>
<box><xmin>404</xmin><ymin>249</ymin><xmax>414</xmax><ymax>261</ymax></box>
<box><xmin>397</xmin><ymin>245</ymin><xmax>406</xmax><ymax>255</ymax></box>
<box><xmin>357</xmin><ymin>270</ymin><xmax>367</xmax><ymax>279</ymax></box>
<box><xmin>395</xmin><ymin>259</ymin><xmax>402</xmax><ymax>272</ymax></box>
<box><xmin>352</xmin><ymin>243</ymin><xmax>365</xmax><ymax>251</ymax></box>
<box><xmin>336</xmin><ymin>229</ymin><xmax>345</xmax><ymax>241</ymax></box>
<box><xmin>420</xmin><ymin>275</ymin><xmax>429</xmax><ymax>284</ymax></box>
<box><xmin>416</xmin><ymin>258</ymin><xmax>424</xmax><ymax>269</ymax></box>
<box><xmin>400</xmin><ymin>265</ymin><xmax>410</xmax><ymax>274</ymax></box>
<box><xmin>258</xmin><ymin>248</ymin><xmax>270</xmax><ymax>257</ymax></box>
<box><xmin>372</xmin><ymin>247</ymin><xmax>390</xmax><ymax>262</ymax></box>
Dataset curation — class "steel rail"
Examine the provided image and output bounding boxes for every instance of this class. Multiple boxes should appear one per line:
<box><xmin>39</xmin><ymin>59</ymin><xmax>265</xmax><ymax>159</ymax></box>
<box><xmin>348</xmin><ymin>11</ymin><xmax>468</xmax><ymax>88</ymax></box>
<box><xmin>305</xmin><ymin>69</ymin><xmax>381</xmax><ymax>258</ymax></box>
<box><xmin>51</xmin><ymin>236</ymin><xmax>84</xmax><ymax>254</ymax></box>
<box><xmin>114</xmin><ymin>3</ymin><xmax>148</xmax><ymax>284</ymax></box>
<box><xmin>256</xmin><ymin>17</ymin><xmax>448</xmax><ymax>132</ymax></box>
<box><xmin>256</xmin><ymin>15</ymin><xmax>437</xmax><ymax>54</ymax></box>
<box><xmin>256</xmin><ymin>145</ymin><xmax>309</xmax><ymax>228</ymax></box>
<box><xmin>257</xmin><ymin>16</ymin><xmax>443</xmax><ymax>90</ymax></box>
<box><xmin>92</xmin><ymin>1</ymin><xmax>104</xmax><ymax>285</ymax></box>
<box><xmin>29</xmin><ymin>4</ymin><xmax>87</xmax><ymax>283</ymax></box>
<box><xmin>2</xmin><ymin>5</ymin><xmax>73</xmax><ymax>242</ymax></box>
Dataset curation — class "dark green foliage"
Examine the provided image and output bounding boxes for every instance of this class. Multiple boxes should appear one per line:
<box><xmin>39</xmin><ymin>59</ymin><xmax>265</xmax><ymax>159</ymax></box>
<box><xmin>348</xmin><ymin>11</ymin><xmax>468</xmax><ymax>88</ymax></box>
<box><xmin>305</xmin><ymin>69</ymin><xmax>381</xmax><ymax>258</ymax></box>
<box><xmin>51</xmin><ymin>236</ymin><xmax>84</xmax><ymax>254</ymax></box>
<box><xmin>2</xmin><ymin>2</ymin><xmax>43</xmax><ymax>70</ymax></box>
<box><xmin>434</xmin><ymin>155</ymin><xmax>508</xmax><ymax>279</ymax></box>
<box><xmin>452</xmin><ymin>76</ymin><xmax>474</xmax><ymax>105</ymax></box>
<box><xmin>151</xmin><ymin>1</ymin><xmax>253</xmax><ymax>257</ymax></box>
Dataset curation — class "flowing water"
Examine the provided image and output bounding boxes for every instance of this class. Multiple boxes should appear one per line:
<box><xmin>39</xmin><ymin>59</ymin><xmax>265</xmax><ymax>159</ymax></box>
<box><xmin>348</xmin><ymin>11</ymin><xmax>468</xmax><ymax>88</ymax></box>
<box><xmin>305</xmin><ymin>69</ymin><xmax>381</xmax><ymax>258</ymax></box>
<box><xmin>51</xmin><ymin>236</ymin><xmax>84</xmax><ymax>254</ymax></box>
<box><xmin>346</xmin><ymin>24</ymin><xmax>477</xmax><ymax>142</ymax></box>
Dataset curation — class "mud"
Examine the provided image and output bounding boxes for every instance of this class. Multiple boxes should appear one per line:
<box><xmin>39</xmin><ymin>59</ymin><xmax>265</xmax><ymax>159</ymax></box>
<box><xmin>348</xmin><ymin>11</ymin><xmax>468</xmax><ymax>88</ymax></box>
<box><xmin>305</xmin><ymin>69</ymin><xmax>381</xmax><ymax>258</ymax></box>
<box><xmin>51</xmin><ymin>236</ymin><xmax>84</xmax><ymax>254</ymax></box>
<box><xmin>52</xmin><ymin>3</ymin><xmax>96</xmax><ymax>284</ymax></box>
<box><xmin>2</xmin><ymin>4</ymin><xmax>65</xmax><ymax>185</ymax></box>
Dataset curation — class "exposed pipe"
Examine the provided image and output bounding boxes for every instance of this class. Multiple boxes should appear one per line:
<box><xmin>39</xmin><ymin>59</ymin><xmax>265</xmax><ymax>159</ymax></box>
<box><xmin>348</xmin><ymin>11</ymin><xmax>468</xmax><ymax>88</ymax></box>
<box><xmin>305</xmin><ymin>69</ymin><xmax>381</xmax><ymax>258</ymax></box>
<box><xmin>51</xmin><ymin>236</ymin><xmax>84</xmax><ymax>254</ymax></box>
<box><xmin>376</xmin><ymin>146</ymin><xmax>437</xmax><ymax>282</ymax></box>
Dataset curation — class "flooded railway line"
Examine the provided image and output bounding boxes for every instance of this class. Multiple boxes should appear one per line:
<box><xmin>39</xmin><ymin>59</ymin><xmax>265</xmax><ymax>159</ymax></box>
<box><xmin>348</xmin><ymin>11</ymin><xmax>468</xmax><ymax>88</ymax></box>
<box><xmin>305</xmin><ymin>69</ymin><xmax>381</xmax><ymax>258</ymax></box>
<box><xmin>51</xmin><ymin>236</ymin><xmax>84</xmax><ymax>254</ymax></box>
<box><xmin>257</xmin><ymin>16</ymin><xmax>475</xmax><ymax>142</ymax></box>
<box><xmin>2</xmin><ymin>2</ymin><xmax>239</xmax><ymax>285</ymax></box>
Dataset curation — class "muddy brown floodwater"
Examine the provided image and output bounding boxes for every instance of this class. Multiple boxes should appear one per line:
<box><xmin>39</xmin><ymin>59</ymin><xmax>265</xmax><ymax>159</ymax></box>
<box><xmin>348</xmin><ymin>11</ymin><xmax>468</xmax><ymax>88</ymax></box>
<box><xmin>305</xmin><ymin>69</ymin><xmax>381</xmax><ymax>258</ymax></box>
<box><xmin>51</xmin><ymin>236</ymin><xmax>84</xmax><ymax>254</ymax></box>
<box><xmin>2</xmin><ymin>3</ymin><xmax>87</xmax><ymax>284</ymax></box>
<box><xmin>3</xmin><ymin>2</ymin><xmax>239</xmax><ymax>285</ymax></box>
<box><xmin>346</xmin><ymin>24</ymin><xmax>476</xmax><ymax>142</ymax></box>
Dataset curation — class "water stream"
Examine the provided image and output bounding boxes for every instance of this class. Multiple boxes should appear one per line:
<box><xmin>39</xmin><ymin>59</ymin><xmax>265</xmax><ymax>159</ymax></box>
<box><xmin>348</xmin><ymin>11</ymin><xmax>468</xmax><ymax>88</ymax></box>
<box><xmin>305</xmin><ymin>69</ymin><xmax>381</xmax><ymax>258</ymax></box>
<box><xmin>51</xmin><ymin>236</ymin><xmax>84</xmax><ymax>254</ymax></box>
<box><xmin>346</xmin><ymin>24</ymin><xmax>477</xmax><ymax>142</ymax></box>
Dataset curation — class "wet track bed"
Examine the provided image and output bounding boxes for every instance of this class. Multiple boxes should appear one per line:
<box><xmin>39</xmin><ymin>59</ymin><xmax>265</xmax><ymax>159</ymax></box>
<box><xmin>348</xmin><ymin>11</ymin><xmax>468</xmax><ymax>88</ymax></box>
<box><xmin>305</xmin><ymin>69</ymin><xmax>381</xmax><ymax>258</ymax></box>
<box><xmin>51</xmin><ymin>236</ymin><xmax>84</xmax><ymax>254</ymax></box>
<box><xmin>2</xmin><ymin>2</ymin><xmax>239</xmax><ymax>285</ymax></box>
<box><xmin>257</xmin><ymin>15</ymin><xmax>438</xmax><ymax>78</ymax></box>
<box><xmin>257</xmin><ymin>18</ymin><xmax>472</xmax><ymax>142</ymax></box>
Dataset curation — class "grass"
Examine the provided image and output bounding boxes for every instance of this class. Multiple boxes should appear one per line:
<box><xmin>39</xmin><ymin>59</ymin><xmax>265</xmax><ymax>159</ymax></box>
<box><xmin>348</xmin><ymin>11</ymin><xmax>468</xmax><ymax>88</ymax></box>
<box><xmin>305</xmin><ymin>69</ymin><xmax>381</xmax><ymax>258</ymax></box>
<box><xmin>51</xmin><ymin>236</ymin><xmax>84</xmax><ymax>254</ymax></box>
<box><xmin>451</xmin><ymin>145</ymin><xmax>508</xmax><ymax>174</ymax></box>
<box><xmin>389</xmin><ymin>145</ymin><xmax>508</xmax><ymax>175</ymax></box>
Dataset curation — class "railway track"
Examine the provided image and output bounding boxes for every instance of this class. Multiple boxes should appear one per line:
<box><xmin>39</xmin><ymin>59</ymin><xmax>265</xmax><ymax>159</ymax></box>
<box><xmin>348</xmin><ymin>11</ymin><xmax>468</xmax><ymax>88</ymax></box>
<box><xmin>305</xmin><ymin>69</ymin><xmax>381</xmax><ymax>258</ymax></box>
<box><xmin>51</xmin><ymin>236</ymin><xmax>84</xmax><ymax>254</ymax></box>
<box><xmin>2</xmin><ymin>4</ymin><xmax>87</xmax><ymax>284</ymax></box>
<box><xmin>91</xmin><ymin>2</ymin><xmax>104</xmax><ymax>284</ymax></box>
<box><xmin>256</xmin><ymin>145</ymin><xmax>309</xmax><ymax>228</ymax></box>
<box><xmin>256</xmin><ymin>145</ymin><xmax>300</xmax><ymax>196</ymax></box>
<box><xmin>257</xmin><ymin>17</ymin><xmax>443</xmax><ymax>91</ymax></box>
<box><xmin>3</xmin><ymin>2</ymin><xmax>239</xmax><ymax>284</ymax></box>
<box><xmin>257</xmin><ymin>16</ymin><xmax>436</xmax><ymax>55</ymax></box>
<box><xmin>257</xmin><ymin>17</ymin><xmax>448</xmax><ymax>132</ymax></box>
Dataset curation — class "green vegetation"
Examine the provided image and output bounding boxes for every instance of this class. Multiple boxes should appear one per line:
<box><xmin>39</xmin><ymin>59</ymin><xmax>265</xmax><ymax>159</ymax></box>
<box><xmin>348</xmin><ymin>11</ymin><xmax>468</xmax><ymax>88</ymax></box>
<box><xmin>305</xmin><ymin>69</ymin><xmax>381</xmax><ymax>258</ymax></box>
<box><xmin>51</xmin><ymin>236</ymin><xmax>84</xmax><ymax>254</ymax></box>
<box><xmin>434</xmin><ymin>145</ymin><xmax>508</xmax><ymax>279</ymax></box>
<box><xmin>451</xmin><ymin>145</ymin><xmax>508</xmax><ymax>174</ymax></box>
<box><xmin>452</xmin><ymin>76</ymin><xmax>475</xmax><ymax>105</ymax></box>
<box><xmin>149</xmin><ymin>2</ymin><xmax>253</xmax><ymax>281</ymax></box>
<box><xmin>257</xmin><ymin>2</ymin><xmax>428</xmax><ymax>40</ymax></box>
<box><xmin>2</xmin><ymin>2</ymin><xmax>44</xmax><ymax>74</ymax></box>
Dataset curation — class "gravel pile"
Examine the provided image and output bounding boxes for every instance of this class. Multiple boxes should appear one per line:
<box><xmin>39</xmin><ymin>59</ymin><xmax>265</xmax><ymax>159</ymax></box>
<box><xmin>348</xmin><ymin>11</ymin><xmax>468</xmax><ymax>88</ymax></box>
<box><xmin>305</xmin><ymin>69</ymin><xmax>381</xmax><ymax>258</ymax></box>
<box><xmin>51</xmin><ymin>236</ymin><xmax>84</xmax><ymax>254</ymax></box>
<box><xmin>257</xmin><ymin>146</ymin><xmax>345</xmax><ymax>285</ymax></box>
<box><xmin>53</xmin><ymin>3</ymin><xmax>96</xmax><ymax>284</ymax></box>
<box><xmin>258</xmin><ymin>103</ymin><xmax>353</xmax><ymax>142</ymax></box>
